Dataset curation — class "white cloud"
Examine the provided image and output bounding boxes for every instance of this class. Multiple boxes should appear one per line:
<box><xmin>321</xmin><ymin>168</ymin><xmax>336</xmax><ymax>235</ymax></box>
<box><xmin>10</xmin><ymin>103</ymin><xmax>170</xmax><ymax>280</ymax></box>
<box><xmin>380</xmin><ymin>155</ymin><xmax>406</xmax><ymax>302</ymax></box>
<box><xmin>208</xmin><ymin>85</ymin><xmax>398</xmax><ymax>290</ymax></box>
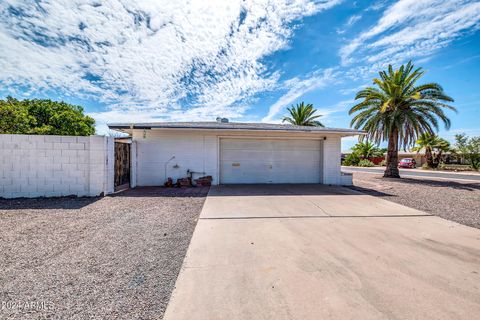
<box><xmin>339</xmin><ymin>84</ymin><xmax>367</xmax><ymax>95</ymax></box>
<box><xmin>0</xmin><ymin>0</ymin><xmax>342</xmax><ymax>124</ymax></box>
<box><xmin>440</xmin><ymin>128</ymin><xmax>480</xmax><ymax>142</ymax></box>
<box><xmin>336</xmin><ymin>14</ymin><xmax>361</xmax><ymax>34</ymax></box>
<box><xmin>346</xmin><ymin>14</ymin><xmax>362</xmax><ymax>27</ymax></box>
<box><xmin>341</xmin><ymin>134</ymin><xmax>361</xmax><ymax>152</ymax></box>
<box><xmin>340</xmin><ymin>0</ymin><xmax>480</xmax><ymax>66</ymax></box>
<box><xmin>442</xmin><ymin>54</ymin><xmax>480</xmax><ymax>70</ymax></box>
<box><xmin>262</xmin><ymin>68</ymin><xmax>336</xmax><ymax>122</ymax></box>
<box><xmin>365</xmin><ymin>0</ymin><xmax>387</xmax><ymax>12</ymax></box>
<box><xmin>315</xmin><ymin>98</ymin><xmax>354</xmax><ymax>117</ymax></box>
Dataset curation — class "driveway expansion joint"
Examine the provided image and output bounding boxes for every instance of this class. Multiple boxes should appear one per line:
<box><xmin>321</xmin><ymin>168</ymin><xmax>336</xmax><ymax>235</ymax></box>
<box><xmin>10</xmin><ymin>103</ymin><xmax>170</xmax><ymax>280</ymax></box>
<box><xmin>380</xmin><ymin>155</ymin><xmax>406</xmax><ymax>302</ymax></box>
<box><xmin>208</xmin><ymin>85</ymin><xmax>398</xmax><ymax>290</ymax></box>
<box><xmin>199</xmin><ymin>214</ymin><xmax>434</xmax><ymax>220</ymax></box>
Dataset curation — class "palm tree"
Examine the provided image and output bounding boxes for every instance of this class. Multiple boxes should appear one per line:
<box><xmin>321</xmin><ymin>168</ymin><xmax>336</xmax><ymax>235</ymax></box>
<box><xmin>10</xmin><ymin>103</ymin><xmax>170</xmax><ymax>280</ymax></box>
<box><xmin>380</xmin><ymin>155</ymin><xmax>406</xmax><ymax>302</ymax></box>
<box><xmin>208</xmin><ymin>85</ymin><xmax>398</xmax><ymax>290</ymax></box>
<box><xmin>352</xmin><ymin>141</ymin><xmax>385</xmax><ymax>159</ymax></box>
<box><xmin>412</xmin><ymin>133</ymin><xmax>450</xmax><ymax>168</ymax></box>
<box><xmin>282</xmin><ymin>102</ymin><xmax>324</xmax><ymax>127</ymax></box>
<box><xmin>349</xmin><ymin>61</ymin><xmax>455</xmax><ymax>178</ymax></box>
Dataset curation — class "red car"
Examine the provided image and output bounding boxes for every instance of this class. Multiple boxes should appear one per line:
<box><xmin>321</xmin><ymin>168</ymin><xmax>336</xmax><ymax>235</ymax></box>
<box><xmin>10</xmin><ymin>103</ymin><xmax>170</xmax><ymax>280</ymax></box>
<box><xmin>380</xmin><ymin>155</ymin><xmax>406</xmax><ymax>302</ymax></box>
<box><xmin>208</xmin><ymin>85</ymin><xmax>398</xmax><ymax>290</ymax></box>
<box><xmin>398</xmin><ymin>158</ymin><xmax>417</xmax><ymax>168</ymax></box>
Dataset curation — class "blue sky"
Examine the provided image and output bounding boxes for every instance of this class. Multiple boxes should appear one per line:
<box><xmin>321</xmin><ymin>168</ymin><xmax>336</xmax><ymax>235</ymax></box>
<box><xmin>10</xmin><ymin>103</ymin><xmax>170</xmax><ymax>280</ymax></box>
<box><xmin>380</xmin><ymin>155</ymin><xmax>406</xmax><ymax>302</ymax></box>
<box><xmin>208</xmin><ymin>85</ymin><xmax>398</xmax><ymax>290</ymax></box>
<box><xmin>1</xmin><ymin>0</ymin><xmax>479</xmax><ymax>150</ymax></box>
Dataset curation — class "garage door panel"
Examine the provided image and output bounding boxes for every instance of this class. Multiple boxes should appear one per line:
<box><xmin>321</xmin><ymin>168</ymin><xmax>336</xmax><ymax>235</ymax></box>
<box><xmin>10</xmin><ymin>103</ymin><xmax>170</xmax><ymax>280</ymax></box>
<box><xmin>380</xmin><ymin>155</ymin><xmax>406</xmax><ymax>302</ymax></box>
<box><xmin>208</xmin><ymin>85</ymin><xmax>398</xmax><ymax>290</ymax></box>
<box><xmin>221</xmin><ymin>160</ymin><xmax>321</xmax><ymax>168</ymax></box>
<box><xmin>220</xmin><ymin>138</ymin><xmax>321</xmax><ymax>184</ymax></box>
<box><xmin>272</xmin><ymin>161</ymin><xmax>321</xmax><ymax>171</ymax></box>
<box><xmin>221</xmin><ymin>139</ymin><xmax>319</xmax><ymax>151</ymax></box>
<box><xmin>221</xmin><ymin>150</ymin><xmax>320</xmax><ymax>162</ymax></box>
<box><xmin>270</xmin><ymin>140</ymin><xmax>319</xmax><ymax>151</ymax></box>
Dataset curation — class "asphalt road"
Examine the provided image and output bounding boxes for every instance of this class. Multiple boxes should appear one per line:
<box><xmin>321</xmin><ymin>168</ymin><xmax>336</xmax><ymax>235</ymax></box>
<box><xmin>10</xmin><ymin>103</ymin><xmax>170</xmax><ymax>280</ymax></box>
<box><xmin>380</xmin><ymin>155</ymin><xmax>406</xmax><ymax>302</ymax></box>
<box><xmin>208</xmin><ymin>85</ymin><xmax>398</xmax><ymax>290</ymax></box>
<box><xmin>342</xmin><ymin>166</ymin><xmax>480</xmax><ymax>182</ymax></box>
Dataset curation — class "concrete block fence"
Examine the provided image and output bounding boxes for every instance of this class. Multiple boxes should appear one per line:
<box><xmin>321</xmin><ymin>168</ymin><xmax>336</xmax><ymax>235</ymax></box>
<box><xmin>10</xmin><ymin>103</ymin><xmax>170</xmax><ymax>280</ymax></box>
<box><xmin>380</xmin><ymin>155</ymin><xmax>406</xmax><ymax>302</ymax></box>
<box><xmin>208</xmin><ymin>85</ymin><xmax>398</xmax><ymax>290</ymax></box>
<box><xmin>0</xmin><ymin>134</ymin><xmax>114</xmax><ymax>198</ymax></box>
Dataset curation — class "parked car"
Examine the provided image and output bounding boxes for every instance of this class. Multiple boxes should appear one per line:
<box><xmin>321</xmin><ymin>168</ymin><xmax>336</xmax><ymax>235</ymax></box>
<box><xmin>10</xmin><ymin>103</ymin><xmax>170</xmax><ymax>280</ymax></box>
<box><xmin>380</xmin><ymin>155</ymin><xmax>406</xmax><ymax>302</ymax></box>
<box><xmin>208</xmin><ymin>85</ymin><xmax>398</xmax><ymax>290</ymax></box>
<box><xmin>398</xmin><ymin>158</ymin><xmax>417</xmax><ymax>168</ymax></box>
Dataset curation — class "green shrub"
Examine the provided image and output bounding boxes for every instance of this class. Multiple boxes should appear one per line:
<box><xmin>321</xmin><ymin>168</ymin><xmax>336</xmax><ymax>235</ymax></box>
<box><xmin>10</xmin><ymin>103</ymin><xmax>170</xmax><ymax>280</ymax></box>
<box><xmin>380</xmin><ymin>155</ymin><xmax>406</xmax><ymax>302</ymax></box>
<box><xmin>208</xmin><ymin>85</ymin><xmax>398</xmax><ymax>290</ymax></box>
<box><xmin>379</xmin><ymin>159</ymin><xmax>386</xmax><ymax>166</ymax></box>
<box><xmin>343</xmin><ymin>153</ymin><xmax>360</xmax><ymax>166</ymax></box>
<box><xmin>358</xmin><ymin>159</ymin><xmax>374</xmax><ymax>167</ymax></box>
<box><xmin>351</xmin><ymin>142</ymin><xmax>386</xmax><ymax>158</ymax></box>
<box><xmin>454</xmin><ymin>134</ymin><xmax>480</xmax><ymax>170</ymax></box>
<box><xmin>421</xmin><ymin>163</ymin><xmax>431</xmax><ymax>170</ymax></box>
<box><xmin>0</xmin><ymin>96</ymin><xmax>95</xmax><ymax>136</ymax></box>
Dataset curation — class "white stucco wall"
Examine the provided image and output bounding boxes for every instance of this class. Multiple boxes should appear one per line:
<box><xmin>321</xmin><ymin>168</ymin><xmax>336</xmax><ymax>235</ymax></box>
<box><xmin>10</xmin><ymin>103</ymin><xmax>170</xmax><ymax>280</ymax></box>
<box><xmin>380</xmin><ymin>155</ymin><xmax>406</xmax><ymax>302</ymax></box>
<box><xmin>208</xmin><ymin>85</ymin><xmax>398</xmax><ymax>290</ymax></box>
<box><xmin>321</xmin><ymin>135</ymin><xmax>342</xmax><ymax>185</ymax></box>
<box><xmin>0</xmin><ymin>134</ymin><xmax>114</xmax><ymax>198</ymax></box>
<box><xmin>131</xmin><ymin>129</ymin><xmax>346</xmax><ymax>186</ymax></box>
<box><xmin>130</xmin><ymin>140</ymin><xmax>138</xmax><ymax>188</ymax></box>
<box><xmin>132</xmin><ymin>130</ymin><xmax>217</xmax><ymax>186</ymax></box>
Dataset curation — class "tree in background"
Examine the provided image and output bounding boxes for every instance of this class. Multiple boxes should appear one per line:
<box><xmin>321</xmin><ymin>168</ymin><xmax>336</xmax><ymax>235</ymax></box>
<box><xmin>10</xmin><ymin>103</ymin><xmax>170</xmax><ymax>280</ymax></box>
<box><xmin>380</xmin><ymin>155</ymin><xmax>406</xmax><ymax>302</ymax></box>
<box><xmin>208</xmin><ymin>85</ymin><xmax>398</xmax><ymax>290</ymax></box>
<box><xmin>454</xmin><ymin>133</ymin><xmax>480</xmax><ymax>170</ymax></box>
<box><xmin>0</xmin><ymin>97</ymin><xmax>95</xmax><ymax>136</ymax></box>
<box><xmin>343</xmin><ymin>141</ymin><xmax>385</xmax><ymax>166</ymax></box>
<box><xmin>282</xmin><ymin>102</ymin><xmax>324</xmax><ymax>127</ymax></box>
<box><xmin>351</xmin><ymin>141</ymin><xmax>386</xmax><ymax>159</ymax></box>
<box><xmin>343</xmin><ymin>152</ymin><xmax>361</xmax><ymax>166</ymax></box>
<box><xmin>349</xmin><ymin>61</ymin><xmax>455</xmax><ymax>178</ymax></box>
<box><xmin>0</xmin><ymin>97</ymin><xmax>34</xmax><ymax>134</ymax></box>
<box><xmin>412</xmin><ymin>133</ymin><xmax>450</xmax><ymax>169</ymax></box>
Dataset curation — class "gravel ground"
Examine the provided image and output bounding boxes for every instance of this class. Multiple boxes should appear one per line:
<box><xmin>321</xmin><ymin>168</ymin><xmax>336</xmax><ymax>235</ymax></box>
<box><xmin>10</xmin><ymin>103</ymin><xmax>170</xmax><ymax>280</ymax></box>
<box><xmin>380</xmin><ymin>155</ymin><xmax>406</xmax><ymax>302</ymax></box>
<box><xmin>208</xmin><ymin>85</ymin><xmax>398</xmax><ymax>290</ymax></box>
<box><xmin>0</xmin><ymin>187</ymin><xmax>208</xmax><ymax>320</ymax></box>
<box><xmin>350</xmin><ymin>172</ymin><xmax>480</xmax><ymax>229</ymax></box>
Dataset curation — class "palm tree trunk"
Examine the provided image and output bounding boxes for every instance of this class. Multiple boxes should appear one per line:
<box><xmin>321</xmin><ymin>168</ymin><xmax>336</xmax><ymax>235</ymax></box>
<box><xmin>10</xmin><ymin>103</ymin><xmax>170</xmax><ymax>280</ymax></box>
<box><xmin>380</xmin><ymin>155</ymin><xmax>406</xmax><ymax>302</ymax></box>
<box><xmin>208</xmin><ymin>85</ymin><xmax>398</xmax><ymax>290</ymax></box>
<box><xmin>432</xmin><ymin>150</ymin><xmax>442</xmax><ymax>169</ymax></box>
<box><xmin>425</xmin><ymin>147</ymin><xmax>434</xmax><ymax>168</ymax></box>
<box><xmin>384</xmin><ymin>129</ymin><xmax>400</xmax><ymax>178</ymax></box>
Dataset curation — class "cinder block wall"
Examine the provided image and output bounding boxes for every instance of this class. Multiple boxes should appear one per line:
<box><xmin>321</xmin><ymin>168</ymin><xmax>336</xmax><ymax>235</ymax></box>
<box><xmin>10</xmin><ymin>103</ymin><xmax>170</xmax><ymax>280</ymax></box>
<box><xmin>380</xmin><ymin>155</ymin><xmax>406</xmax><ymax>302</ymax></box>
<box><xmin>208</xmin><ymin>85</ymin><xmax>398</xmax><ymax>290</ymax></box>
<box><xmin>0</xmin><ymin>134</ymin><xmax>114</xmax><ymax>198</ymax></box>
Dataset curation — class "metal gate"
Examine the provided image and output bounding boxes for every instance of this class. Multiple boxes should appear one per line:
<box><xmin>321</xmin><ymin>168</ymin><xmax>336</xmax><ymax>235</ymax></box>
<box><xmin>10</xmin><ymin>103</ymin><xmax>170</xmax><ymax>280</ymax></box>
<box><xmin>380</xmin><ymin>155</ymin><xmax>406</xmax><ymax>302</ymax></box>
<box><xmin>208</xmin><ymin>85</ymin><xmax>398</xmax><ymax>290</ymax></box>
<box><xmin>114</xmin><ymin>142</ymin><xmax>130</xmax><ymax>190</ymax></box>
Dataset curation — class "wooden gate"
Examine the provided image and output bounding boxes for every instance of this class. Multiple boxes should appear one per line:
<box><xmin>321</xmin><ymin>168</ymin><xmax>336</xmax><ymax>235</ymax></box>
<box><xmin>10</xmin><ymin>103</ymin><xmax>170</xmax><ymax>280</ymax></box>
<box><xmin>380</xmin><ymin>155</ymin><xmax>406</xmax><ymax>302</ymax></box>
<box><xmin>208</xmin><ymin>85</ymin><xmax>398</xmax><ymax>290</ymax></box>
<box><xmin>114</xmin><ymin>142</ymin><xmax>130</xmax><ymax>190</ymax></box>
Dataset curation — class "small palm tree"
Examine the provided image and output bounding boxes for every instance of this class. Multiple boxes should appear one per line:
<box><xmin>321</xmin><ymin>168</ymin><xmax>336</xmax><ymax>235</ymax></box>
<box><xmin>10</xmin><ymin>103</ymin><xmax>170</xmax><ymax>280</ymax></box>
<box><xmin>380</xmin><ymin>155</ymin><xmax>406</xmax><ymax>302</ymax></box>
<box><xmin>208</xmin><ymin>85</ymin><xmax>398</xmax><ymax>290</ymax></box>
<box><xmin>282</xmin><ymin>102</ymin><xmax>324</xmax><ymax>127</ymax></box>
<box><xmin>349</xmin><ymin>61</ymin><xmax>456</xmax><ymax>178</ymax></box>
<box><xmin>412</xmin><ymin>133</ymin><xmax>450</xmax><ymax>168</ymax></box>
<box><xmin>352</xmin><ymin>141</ymin><xmax>384</xmax><ymax>159</ymax></box>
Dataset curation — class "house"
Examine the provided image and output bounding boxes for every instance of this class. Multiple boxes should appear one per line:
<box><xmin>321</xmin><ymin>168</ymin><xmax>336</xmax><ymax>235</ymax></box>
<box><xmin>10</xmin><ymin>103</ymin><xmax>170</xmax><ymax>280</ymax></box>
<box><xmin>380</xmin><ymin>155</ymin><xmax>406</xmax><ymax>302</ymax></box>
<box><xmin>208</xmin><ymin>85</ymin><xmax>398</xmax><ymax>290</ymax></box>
<box><xmin>396</xmin><ymin>151</ymin><xmax>426</xmax><ymax>166</ymax></box>
<box><xmin>342</xmin><ymin>149</ymin><xmax>427</xmax><ymax>166</ymax></box>
<box><xmin>108</xmin><ymin>120</ymin><xmax>362</xmax><ymax>186</ymax></box>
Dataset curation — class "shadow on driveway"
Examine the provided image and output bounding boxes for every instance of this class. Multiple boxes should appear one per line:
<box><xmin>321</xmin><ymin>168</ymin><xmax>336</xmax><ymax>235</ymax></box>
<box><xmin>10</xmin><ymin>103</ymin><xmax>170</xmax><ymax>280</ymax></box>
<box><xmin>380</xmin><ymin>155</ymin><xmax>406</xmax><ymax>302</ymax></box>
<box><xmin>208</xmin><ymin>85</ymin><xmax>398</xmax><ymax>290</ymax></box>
<box><xmin>114</xmin><ymin>186</ymin><xmax>210</xmax><ymax>198</ymax></box>
<box><xmin>395</xmin><ymin>177</ymin><xmax>480</xmax><ymax>191</ymax></box>
<box><xmin>0</xmin><ymin>196</ymin><xmax>100</xmax><ymax>210</ymax></box>
<box><xmin>347</xmin><ymin>185</ymin><xmax>395</xmax><ymax>197</ymax></box>
<box><xmin>0</xmin><ymin>186</ymin><xmax>210</xmax><ymax>210</ymax></box>
<box><xmin>207</xmin><ymin>184</ymin><xmax>359</xmax><ymax>197</ymax></box>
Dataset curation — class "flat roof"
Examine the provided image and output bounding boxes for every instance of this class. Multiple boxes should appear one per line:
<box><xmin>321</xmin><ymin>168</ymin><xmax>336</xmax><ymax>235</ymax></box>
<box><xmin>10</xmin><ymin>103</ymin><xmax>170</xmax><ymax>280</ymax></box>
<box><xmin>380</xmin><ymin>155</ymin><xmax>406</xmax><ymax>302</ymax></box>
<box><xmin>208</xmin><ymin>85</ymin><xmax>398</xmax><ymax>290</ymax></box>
<box><xmin>108</xmin><ymin>122</ymin><xmax>363</xmax><ymax>135</ymax></box>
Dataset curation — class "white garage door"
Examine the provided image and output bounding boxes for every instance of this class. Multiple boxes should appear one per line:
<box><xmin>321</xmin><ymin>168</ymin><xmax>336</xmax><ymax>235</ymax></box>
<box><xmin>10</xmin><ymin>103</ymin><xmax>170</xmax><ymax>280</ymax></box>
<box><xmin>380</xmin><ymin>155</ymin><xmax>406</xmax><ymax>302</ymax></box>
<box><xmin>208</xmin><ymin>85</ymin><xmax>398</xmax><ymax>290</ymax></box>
<box><xmin>220</xmin><ymin>138</ymin><xmax>321</xmax><ymax>184</ymax></box>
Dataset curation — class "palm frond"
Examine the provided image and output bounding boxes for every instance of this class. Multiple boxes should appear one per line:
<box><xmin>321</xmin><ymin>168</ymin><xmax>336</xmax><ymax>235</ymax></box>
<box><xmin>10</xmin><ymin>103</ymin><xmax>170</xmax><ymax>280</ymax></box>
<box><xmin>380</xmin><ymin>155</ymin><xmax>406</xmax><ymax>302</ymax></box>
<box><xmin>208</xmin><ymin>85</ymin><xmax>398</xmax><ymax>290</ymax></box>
<box><xmin>348</xmin><ymin>61</ymin><xmax>455</xmax><ymax>150</ymax></box>
<box><xmin>282</xmin><ymin>102</ymin><xmax>324</xmax><ymax>127</ymax></box>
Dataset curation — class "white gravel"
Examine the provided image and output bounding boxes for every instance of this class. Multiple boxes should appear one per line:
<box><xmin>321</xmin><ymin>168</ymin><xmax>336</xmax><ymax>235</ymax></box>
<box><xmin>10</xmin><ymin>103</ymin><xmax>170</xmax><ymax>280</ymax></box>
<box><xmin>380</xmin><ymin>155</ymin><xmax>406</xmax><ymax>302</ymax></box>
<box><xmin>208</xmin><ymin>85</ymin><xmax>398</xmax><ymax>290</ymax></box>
<box><xmin>0</xmin><ymin>187</ymin><xmax>208</xmax><ymax>319</ymax></box>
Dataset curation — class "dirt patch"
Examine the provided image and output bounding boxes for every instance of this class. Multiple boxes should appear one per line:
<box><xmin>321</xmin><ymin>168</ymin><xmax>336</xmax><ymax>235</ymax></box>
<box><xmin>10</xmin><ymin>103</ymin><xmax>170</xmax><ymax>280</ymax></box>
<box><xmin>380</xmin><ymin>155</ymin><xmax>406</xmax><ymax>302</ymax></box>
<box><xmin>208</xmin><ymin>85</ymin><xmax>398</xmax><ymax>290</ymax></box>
<box><xmin>0</xmin><ymin>187</ymin><xmax>208</xmax><ymax>319</ymax></box>
<box><xmin>350</xmin><ymin>173</ymin><xmax>480</xmax><ymax>229</ymax></box>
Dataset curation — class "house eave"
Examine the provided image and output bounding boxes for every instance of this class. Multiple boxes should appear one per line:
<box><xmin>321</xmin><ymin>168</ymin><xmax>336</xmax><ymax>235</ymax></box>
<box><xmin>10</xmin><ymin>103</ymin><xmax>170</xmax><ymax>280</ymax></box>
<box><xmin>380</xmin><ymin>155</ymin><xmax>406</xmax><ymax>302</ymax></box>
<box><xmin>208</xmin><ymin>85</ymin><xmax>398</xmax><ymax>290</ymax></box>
<box><xmin>108</xmin><ymin>123</ymin><xmax>364</xmax><ymax>137</ymax></box>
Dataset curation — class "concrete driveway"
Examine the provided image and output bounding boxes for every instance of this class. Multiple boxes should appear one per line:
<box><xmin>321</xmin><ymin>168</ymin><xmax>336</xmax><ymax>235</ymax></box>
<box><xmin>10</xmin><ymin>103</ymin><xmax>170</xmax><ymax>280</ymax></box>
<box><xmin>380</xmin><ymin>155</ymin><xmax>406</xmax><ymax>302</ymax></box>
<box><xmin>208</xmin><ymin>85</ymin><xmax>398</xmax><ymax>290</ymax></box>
<box><xmin>164</xmin><ymin>185</ymin><xmax>480</xmax><ymax>320</ymax></box>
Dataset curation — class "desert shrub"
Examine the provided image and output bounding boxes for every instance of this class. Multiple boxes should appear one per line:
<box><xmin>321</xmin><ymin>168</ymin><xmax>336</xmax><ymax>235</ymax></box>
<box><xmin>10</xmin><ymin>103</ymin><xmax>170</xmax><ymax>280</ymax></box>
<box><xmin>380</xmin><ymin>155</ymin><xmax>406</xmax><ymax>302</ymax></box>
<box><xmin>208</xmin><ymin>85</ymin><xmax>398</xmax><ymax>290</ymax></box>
<box><xmin>358</xmin><ymin>159</ymin><xmax>374</xmax><ymax>167</ymax></box>
<box><xmin>343</xmin><ymin>153</ymin><xmax>360</xmax><ymax>166</ymax></box>
<box><xmin>351</xmin><ymin>142</ymin><xmax>386</xmax><ymax>158</ymax></box>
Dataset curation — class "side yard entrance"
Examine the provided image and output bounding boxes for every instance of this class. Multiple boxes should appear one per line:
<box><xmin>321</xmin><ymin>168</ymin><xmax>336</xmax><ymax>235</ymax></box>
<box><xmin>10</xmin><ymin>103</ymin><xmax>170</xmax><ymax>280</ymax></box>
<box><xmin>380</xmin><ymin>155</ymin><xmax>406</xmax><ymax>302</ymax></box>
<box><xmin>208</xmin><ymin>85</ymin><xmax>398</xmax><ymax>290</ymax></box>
<box><xmin>114</xmin><ymin>141</ymin><xmax>130</xmax><ymax>191</ymax></box>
